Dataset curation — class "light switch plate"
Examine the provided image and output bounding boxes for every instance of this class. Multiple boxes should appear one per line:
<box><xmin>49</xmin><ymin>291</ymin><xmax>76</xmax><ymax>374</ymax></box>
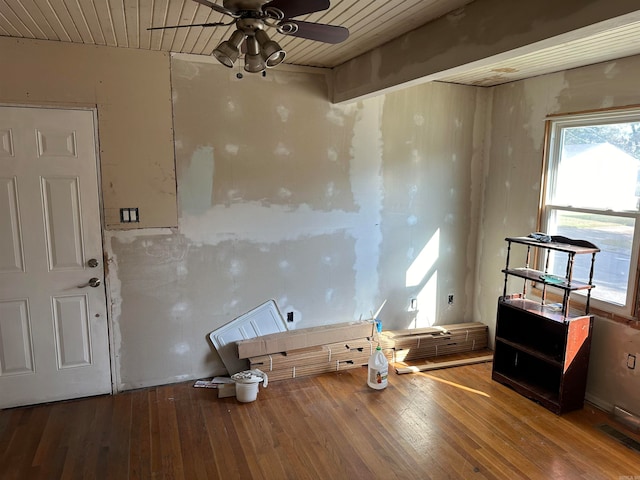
<box><xmin>120</xmin><ymin>208</ymin><xmax>139</xmax><ymax>223</ymax></box>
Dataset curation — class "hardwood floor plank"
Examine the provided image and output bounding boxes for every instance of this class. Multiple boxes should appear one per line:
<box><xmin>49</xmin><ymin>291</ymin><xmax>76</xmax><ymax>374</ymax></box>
<box><xmin>156</xmin><ymin>386</ymin><xmax>186</xmax><ymax>479</ymax></box>
<box><xmin>32</xmin><ymin>402</ymin><xmax>75</xmax><ymax>480</ymax></box>
<box><xmin>174</xmin><ymin>384</ymin><xmax>217</xmax><ymax>480</ymax></box>
<box><xmin>146</xmin><ymin>388</ymin><xmax>164</xmax><ymax>477</ymax></box>
<box><xmin>59</xmin><ymin>397</ymin><xmax>98</xmax><ymax>480</ymax></box>
<box><xmin>128</xmin><ymin>389</ymin><xmax>151</xmax><ymax>480</ymax></box>
<box><xmin>81</xmin><ymin>396</ymin><xmax>113</xmax><ymax>480</ymax></box>
<box><xmin>105</xmin><ymin>393</ymin><xmax>133</xmax><ymax>479</ymax></box>
<box><xmin>0</xmin><ymin>408</ymin><xmax>48</xmax><ymax>479</ymax></box>
<box><xmin>1</xmin><ymin>362</ymin><xmax>640</xmax><ymax>479</ymax></box>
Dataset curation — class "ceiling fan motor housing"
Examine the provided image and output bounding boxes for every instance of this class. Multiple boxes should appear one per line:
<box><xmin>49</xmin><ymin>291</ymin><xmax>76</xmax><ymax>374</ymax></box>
<box><xmin>237</xmin><ymin>18</ymin><xmax>266</xmax><ymax>35</ymax></box>
<box><xmin>223</xmin><ymin>0</ymin><xmax>271</xmax><ymax>13</ymax></box>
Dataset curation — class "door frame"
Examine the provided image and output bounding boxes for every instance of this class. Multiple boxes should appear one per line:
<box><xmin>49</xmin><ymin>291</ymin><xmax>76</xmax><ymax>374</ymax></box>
<box><xmin>1</xmin><ymin>102</ymin><xmax>116</xmax><ymax>396</ymax></box>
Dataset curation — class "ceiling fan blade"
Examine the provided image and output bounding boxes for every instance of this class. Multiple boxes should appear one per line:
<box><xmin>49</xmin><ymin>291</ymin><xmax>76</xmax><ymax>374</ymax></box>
<box><xmin>147</xmin><ymin>22</ymin><xmax>228</xmax><ymax>31</ymax></box>
<box><xmin>192</xmin><ymin>0</ymin><xmax>239</xmax><ymax>17</ymax></box>
<box><xmin>266</xmin><ymin>0</ymin><xmax>329</xmax><ymax>19</ymax></box>
<box><xmin>279</xmin><ymin>20</ymin><xmax>349</xmax><ymax>44</ymax></box>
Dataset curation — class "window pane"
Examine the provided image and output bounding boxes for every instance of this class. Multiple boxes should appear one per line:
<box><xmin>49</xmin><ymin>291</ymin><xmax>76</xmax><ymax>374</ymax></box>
<box><xmin>553</xmin><ymin>122</ymin><xmax>640</xmax><ymax>211</ymax></box>
<box><xmin>547</xmin><ymin>210</ymin><xmax>633</xmax><ymax>306</ymax></box>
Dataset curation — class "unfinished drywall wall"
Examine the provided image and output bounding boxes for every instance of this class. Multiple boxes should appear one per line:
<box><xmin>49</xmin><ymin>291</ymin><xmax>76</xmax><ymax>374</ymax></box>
<box><xmin>0</xmin><ymin>37</ymin><xmax>176</xmax><ymax>229</ymax></box>
<box><xmin>477</xmin><ymin>54</ymin><xmax>640</xmax><ymax>414</ymax></box>
<box><xmin>104</xmin><ymin>54</ymin><xmax>486</xmax><ymax>389</ymax></box>
<box><xmin>332</xmin><ymin>0</ymin><xmax>640</xmax><ymax>103</ymax></box>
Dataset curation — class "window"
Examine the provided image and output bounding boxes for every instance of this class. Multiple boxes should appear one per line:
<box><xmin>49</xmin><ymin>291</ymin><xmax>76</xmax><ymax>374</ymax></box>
<box><xmin>542</xmin><ymin>109</ymin><xmax>640</xmax><ymax>317</ymax></box>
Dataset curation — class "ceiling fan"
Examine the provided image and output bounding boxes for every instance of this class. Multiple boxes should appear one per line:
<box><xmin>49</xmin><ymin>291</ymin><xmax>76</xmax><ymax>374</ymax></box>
<box><xmin>149</xmin><ymin>0</ymin><xmax>349</xmax><ymax>73</ymax></box>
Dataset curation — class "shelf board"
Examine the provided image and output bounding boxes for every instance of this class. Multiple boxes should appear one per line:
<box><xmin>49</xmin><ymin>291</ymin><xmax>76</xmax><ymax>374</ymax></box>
<box><xmin>500</xmin><ymin>296</ymin><xmax>568</xmax><ymax>323</ymax></box>
<box><xmin>503</xmin><ymin>267</ymin><xmax>594</xmax><ymax>291</ymax></box>
<box><xmin>495</xmin><ymin>337</ymin><xmax>563</xmax><ymax>368</ymax></box>
<box><xmin>491</xmin><ymin>371</ymin><xmax>561</xmax><ymax>413</ymax></box>
<box><xmin>505</xmin><ymin>236</ymin><xmax>600</xmax><ymax>254</ymax></box>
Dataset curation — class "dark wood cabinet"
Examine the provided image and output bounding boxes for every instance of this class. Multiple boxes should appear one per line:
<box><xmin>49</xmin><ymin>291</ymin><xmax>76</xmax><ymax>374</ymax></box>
<box><xmin>492</xmin><ymin>236</ymin><xmax>599</xmax><ymax>414</ymax></box>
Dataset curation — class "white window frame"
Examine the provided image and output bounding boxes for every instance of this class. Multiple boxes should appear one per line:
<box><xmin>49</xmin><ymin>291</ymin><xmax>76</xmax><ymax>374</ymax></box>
<box><xmin>541</xmin><ymin>108</ymin><xmax>640</xmax><ymax>319</ymax></box>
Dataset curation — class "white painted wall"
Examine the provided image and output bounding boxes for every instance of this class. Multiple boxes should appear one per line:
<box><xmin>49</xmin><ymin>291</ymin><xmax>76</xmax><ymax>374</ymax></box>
<box><xmin>105</xmin><ymin>55</ymin><xmax>486</xmax><ymax>390</ymax></box>
<box><xmin>4</xmin><ymin>36</ymin><xmax>637</xmax><ymax>416</ymax></box>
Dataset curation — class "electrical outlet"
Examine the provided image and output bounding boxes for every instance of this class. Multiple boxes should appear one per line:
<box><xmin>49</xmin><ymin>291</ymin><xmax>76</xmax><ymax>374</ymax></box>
<box><xmin>448</xmin><ymin>294</ymin><xmax>454</xmax><ymax>305</ymax></box>
<box><xmin>410</xmin><ymin>298</ymin><xmax>417</xmax><ymax>310</ymax></box>
<box><xmin>628</xmin><ymin>353</ymin><xmax>637</xmax><ymax>370</ymax></box>
<box><xmin>287</xmin><ymin>312</ymin><xmax>294</xmax><ymax>323</ymax></box>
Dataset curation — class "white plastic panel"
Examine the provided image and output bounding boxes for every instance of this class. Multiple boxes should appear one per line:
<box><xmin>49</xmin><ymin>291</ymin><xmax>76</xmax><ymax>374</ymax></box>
<box><xmin>0</xmin><ymin>129</ymin><xmax>14</xmax><ymax>157</ymax></box>
<box><xmin>41</xmin><ymin>177</ymin><xmax>84</xmax><ymax>270</ymax></box>
<box><xmin>0</xmin><ymin>177</ymin><xmax>24</xmax><ymax>272</ymax></box>
<box><xmin>209</xmin><ymin>299</ymin><xmax>287</xmax><ymax>375</ymax></box>
<box><xmin>36</xmin><ymin>129</ymin><xmax>77</xmax><ymax>157</ymax></box>
<box><xmin>53</xmin><ymin>295</ymin><xmax>92</xmax><ymax>368</ymax></box>
<box><xmin>0</xmin><ymin>299</ymin><xmax>34</xmax><ymax>376</ymax></box>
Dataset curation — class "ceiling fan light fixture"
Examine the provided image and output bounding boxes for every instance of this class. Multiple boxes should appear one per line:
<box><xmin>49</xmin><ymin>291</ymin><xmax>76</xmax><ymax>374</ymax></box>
<box><xmin>212</xmin><ymin>29</ymin><xmax>246</xmax><ymax>68</ymax></box>
<box><xmin>149</xmin><ymin>0</ymin><xmax>350</xmax><ymax>72</ymax></box>
<box><xmin>255</xmin><ymin>30</ymin><xmax>285</xmax><ymax>68</ymax></box>
<box><xmin>244</xmin><ymin>36</ymin><xmax>266</xmax><ymax>73</ymax></box>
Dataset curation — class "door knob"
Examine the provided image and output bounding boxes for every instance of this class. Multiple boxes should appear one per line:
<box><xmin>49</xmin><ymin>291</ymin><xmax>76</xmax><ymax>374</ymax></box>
<box><xmin>87</xmin><ymin>258</ymin><xmax>99</xmax><ymax>268</ymax></box>
<box><xmin>78</xmin><ymin>277</ymin><xmax>101</xmax><ymax>288</ymax></box>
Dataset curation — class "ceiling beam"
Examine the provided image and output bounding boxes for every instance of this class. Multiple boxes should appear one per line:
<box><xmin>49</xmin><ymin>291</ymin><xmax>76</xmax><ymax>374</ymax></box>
<box><xmin>331</xmin><ymin>0</ymin><xmax>640</xmax><ymax>103</ymax></box>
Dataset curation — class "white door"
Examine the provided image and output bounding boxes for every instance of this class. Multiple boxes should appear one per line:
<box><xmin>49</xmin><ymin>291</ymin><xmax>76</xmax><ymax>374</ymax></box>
<box><xmin>0</xmin><ymin>106</ymin><xmax>111</xmax><ymax>408</ymax></box>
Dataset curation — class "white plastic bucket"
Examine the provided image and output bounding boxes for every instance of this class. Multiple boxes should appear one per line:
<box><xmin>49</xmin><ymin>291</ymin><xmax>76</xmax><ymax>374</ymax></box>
<box><xmin>235</xmin><ymin>381</ymin><xmax>259</xmax><ymax>402</ymax></box>
<box><xmin>231</xmin><ymin>369</ymin><xmax>268</xmax><ymax>403</ymax></box>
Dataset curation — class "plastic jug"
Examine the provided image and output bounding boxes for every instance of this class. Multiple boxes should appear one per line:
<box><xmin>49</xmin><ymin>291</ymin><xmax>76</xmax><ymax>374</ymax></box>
<box><xmin>367</xmin><ymin>346</ymin><xmax>388</xmax><ymax>390</ymax></box>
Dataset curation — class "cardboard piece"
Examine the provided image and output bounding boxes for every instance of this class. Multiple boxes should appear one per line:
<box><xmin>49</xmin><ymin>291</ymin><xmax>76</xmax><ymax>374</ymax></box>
<box><xmin>248</xmin><ymin>337</ymin><xmax>374</xmax><ymax>381</ymax></box>
<box><xmin>379</xmin><ymin>322</ymin><xmax>488</xmax><ymax>363</ymax></box>
<box><xmin>217</xmin><ymin>383</ymin><xmax>236</xmax><ymax>398</ymax></box>
<box><xmin>236</xmin><ymin>321</ymin><xmax>374</xmax><ymax>359</ymax></box>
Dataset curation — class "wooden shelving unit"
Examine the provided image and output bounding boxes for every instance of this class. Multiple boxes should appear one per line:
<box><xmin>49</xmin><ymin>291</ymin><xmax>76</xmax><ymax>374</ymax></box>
<box><xmin>492</xmin><ymin>236</ymin><xmax>599</xmax><ymax>414</ymax></box>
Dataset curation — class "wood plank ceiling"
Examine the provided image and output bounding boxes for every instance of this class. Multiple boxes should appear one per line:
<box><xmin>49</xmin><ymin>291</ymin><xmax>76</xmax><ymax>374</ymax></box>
<box><xmin>437</xmin><ymin>19</ymin><xmax>640</xmax><ymax>86</ymax></box>
<box><xmin>2</xmin><ymin>0</ymin><xmax>640</xmax><ymax>86</ymax></box>
<box><xmin>0</xmin><ymin>0</ymin><xmax>473</xmax><ymax>68</ymax></box>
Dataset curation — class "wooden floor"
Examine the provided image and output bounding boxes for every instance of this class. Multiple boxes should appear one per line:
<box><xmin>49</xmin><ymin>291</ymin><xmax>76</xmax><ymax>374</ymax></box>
<box><xmin>1</xmin><ymin>361</ymin><xmax>640</xmax><ymax>479</ymax></box>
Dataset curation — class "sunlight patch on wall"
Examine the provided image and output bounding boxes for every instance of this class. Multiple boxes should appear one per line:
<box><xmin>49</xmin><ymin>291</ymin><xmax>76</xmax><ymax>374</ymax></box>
<box><xmin>406</xmin><ymin>228</ymin><xmax>439</xmax><ymax>288</ymax></box>
<box><xmin>416</xmin><ymin>272</ymin><xmax>437</xmax><ymax>327</ymax></box>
